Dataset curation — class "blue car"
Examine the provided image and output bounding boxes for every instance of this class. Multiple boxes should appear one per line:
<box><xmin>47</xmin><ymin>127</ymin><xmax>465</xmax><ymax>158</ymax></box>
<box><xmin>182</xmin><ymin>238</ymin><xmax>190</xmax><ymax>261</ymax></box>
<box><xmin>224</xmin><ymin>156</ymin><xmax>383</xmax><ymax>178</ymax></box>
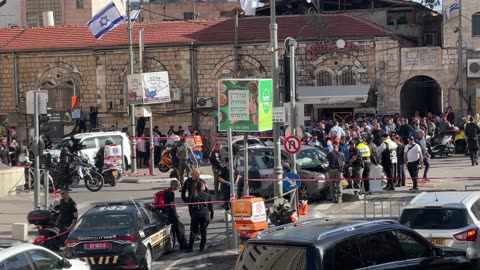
<box><xmin>63</xmin><ymin>201</ymin><xmax>172</xmax><ymax>270</ymax></box>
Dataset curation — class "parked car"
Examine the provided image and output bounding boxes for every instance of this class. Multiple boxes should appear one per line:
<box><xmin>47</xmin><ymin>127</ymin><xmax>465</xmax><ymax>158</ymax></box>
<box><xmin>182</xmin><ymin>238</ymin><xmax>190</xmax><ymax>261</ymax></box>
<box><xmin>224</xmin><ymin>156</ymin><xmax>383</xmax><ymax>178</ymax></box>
<box><xmin>47</xmin><ymin>131</ymin><xmax>131</xmax><ymax>168</ymax></box>
<box><xmin>234</xmin><ymin>145</ymin><xmax>328</xmax><ymax>201</ymax></box>
<box><xmin>236</xmin><ymin>218</ymin><xmax>474</xmax><ymax>270</ymax></box>
<box><xmin>399</xmin><ymin>191</ymin><xmax>480</xmax><ymax>267</ymax></box>
<box><xmin>0</xmin><ymin>243</ymin><xmax>90</xmax><ymax>270</ymax></box>
<box><xmin>63</xmin><ymin>200</ymin><xmax>172</xmax><ymax>269</ymax></box>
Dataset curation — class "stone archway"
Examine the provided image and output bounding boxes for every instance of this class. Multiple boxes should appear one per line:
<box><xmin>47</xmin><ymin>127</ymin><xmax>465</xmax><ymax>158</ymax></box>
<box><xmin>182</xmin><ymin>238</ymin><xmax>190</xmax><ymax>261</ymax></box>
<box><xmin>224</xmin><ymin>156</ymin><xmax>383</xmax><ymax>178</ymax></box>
<box><xmin>400</xmin><ymin>75</ymin><xmax>442</xmax><ymax>117</ymax></box>
<box><xmin>211</xmin><ymin>54</ymin><xmax>267</xmax><ymax>79</ymax></box>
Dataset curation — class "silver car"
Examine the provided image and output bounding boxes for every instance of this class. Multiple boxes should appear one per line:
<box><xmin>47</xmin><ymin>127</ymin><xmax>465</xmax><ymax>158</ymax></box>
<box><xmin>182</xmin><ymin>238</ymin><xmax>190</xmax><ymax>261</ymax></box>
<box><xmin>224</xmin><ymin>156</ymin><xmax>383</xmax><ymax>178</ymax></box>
<box><xmin>399</xmin><ymin>191</ymin><xmax>480</xmax><ymax>267</ymax></box>
<box><xmin>234</xmin><ymin>145</ymin><xmax>328</xmax><ymax>200</ymax></box>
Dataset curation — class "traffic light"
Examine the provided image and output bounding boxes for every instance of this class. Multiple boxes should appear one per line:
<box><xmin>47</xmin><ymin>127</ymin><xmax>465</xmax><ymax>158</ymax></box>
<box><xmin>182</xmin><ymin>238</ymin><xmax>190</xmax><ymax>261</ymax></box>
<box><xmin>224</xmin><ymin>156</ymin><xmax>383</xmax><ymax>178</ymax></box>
<box><xmin>39</xmin><ymin>114</ymin><xmax>50</xmax><ymax>133</ymax></box>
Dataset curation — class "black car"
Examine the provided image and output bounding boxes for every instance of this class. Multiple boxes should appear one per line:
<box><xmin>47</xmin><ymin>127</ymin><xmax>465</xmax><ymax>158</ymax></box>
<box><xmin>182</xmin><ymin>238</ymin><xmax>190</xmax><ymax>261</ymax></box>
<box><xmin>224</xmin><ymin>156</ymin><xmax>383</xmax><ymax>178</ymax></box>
<box><xmin>236</xmin><ymin>218</ymin><xmax>474</xmax><ymax>270</ymax></box>
<box><xmin>63</xmin><ymin>201</ymin><xmax>172</xmax><ymax>270</ymax></box>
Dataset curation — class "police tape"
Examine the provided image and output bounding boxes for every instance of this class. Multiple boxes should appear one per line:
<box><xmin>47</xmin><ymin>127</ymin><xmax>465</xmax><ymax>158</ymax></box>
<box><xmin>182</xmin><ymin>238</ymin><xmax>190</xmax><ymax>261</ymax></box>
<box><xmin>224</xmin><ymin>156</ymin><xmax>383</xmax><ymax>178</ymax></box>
<box><xmin>32</xmin><ymin>229</ymin><xmax>71</xmax><ymax>244</ymax></box>
<box><xmin>154</xmin><ymin>200</ymin><xmax>230</xmax><ymax>208</ymax></box>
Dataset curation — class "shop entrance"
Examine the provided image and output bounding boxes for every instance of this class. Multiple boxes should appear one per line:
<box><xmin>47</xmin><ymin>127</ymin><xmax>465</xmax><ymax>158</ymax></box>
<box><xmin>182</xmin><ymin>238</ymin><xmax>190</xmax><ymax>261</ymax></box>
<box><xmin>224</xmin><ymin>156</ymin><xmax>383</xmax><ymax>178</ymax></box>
<box><xmin>400</xmin><ymin>76</ymin><xmax>441</xmax><ymax>117</ymax></box>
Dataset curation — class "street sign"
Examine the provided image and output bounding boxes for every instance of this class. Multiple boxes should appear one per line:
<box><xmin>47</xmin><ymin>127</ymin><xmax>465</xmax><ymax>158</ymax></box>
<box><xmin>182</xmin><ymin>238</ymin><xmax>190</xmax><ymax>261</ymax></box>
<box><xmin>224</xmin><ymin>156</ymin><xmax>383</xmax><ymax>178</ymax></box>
<box><xmin>283</xmin><ymin>172</ymin><xmax>301</xmax><ymax>191</ymax></box>
<box><xmin>26</xmin><ymin>90</ymin><xmax>48</xmax><ymax>115</ymax></box>
<box><xmin>190</xmin><ymin>150</ymin><xmax>203</xmax><ymax>163</ymax></box>
<box><xmin>283</xmin><ymin>135</ymin><xmax>301</xmax><ymax>154</ymax></box>
<box><xmin>272</xmin><ymin>107</ymin><xmax>285</xmax><ymax>123</ymax></box>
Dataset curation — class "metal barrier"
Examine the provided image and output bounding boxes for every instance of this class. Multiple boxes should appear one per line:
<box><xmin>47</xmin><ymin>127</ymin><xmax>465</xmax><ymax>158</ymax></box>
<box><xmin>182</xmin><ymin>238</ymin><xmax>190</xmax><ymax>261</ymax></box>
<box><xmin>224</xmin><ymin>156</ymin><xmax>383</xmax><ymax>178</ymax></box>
<box><xmin>363</xmin><ymin>189</ymin><xmax>457</xmax><ymax>221</ymax></box>
<box><xmin>465</xmin><ymin>184</ymin><xmax>480</xmax><ymax>191</ymax></box>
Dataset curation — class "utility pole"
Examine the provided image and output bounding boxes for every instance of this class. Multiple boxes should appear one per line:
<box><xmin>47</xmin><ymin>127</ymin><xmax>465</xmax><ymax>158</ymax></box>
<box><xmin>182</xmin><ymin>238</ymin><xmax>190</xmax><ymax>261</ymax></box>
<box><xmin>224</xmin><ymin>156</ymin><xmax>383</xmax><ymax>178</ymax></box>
<box><xmin>33</xmin><ymin>92</ymin><xmax>40</xmax><ymax>209</ymax></box>
<box><xmin>127</xmin><ymin>0</ymin><xmax>138</xmax><ymax>174</ymax></box>
<box><xmin>458</xmin><ymin>0</ymin><xmax>464</xmax><ymax>116</ymax></box>
<box><xmin>270</xmin><ymin>0</ymin><xmax>283</xmax><ymax>197</ymax></box>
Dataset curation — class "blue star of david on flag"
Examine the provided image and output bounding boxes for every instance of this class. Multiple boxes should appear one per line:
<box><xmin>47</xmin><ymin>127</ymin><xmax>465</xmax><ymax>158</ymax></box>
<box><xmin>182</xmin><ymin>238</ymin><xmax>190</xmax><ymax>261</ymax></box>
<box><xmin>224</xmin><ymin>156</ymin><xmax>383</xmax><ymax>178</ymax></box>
<box><xmin>87</xmin><ymin>2</ymin><xmax>124</xmax><ymax>40</ymax></box>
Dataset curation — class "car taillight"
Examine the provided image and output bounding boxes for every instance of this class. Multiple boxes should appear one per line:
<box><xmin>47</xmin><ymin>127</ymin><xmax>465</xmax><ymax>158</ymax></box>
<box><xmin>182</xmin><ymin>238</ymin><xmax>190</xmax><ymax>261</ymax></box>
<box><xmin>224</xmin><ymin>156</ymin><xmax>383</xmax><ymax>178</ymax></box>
<box><xmin>453</xmin><ymin>228</ymin><xmax>478</xmax><ymax>241</ymax></box>
<box><xmin>112</xmin><ymin>236</ymin><xmax>136</xmax><ymax>243</ymax></box>
<box><xmin>65</xmin><ymin>239</ymin><xmax>81</xmax><ymax>247</ymax></box>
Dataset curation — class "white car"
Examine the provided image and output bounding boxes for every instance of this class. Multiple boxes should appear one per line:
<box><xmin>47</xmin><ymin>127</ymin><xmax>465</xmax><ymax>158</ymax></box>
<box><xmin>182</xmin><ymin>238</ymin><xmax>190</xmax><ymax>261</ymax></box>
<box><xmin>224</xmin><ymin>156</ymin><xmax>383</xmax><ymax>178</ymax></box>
<box><xmin>0</xmin><ymin>243</ymin><xmax>90</xmax><ymax>269</ymax></box>
<box><xmin>47</xmin><ymin>131</ymin><xmax>131</xmax><ymax>168</ymax></box>
<box><xmin>399</xmin><ymin>191</ymin><xmax>480</xmax><ymax>267</ymax></box>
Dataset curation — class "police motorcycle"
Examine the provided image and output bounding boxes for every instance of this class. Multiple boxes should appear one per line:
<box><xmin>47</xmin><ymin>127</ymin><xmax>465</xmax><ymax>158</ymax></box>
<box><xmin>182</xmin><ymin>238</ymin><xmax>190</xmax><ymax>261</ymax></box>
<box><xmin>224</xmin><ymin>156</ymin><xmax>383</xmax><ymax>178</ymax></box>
<box><xmin>53</xmin><ymin>153</ymin><xmax>104</xmax><ymax>192</ymax></box>
<box><xmin>158</xmin><ymin>136</ymin><xmax>180</xmax><ymax>178</ymax></box>
<box><xmin>27</xmin><ymin>203</ymin><xmax>64</xmax><ymax>252</ymax></box>
<box><xmin>426</xmin><ymin>126</ymin><xmax>458</xmax><ymax>158</ymax></box>
<box><xmin>94</xmin><ymin>140</ymin><xmax>122</xmax><ymax>187</ymax></box>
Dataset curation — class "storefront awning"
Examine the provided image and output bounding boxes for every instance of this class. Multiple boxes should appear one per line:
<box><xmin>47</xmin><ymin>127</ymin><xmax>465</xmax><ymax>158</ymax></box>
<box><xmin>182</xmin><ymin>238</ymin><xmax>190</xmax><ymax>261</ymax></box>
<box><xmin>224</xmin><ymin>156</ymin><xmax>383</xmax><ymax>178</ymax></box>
<box><xmin>297</xmin><ymin>85</ymin><xmax>371</xmax><ymax>107</ymax></box>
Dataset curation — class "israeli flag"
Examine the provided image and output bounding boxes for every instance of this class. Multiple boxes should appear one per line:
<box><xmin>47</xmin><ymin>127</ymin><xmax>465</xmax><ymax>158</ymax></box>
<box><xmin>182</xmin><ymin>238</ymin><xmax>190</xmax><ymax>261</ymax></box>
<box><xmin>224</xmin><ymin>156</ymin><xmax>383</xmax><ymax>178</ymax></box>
<box><xmin>87</xmin><ymin>2</ymin><xmax>124</xmax><ymax>40</ymax></box>
<box><xmin>126</xmin><ymin>6</ymin><xmax>142</xmax><ymax>23</ymax></box>
<box><xmin>445</xmin><ymin>1</ymin><xmax>460</xmax><ymax>21</ymax></box>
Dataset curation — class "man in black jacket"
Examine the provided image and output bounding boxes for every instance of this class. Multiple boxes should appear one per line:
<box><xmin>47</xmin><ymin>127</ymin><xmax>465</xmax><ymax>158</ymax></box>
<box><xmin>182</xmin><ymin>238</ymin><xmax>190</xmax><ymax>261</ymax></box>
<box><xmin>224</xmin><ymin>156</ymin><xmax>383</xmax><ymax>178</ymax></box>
<box><xmin>465</xmin><ymin>116</ymin><xmax>480</xmax><ymax>166</ymax></box>
<box><xmin>187</xmin><ymin>181</ymin><xmax>213</xmax><ymax>253</ymax></box>
<box><xmin>209</xmin><ymin>143</ymin><xmax>224</xmax><ymax>199</ymax></box>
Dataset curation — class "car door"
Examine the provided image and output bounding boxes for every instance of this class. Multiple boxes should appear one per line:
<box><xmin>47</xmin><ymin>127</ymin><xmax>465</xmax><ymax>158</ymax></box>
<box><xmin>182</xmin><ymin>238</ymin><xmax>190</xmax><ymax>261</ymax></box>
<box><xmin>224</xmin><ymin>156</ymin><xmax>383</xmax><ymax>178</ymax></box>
<box><xmin>138</xmin><ymin>207</ymin><xmax>163</xmax><ymax>258</ymax></box>
<box><xmin>80</xmin><ymin>137</ymin><xmax>97</xmax><ymax>164</ymax></box>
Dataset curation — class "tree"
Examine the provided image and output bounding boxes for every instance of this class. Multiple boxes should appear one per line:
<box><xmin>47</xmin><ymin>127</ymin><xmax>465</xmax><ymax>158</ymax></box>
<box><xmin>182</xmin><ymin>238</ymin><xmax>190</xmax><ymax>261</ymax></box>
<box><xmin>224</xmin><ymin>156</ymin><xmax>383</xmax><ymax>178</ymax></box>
<box><xmin>421</xmin><ymin>0</ymin><xmax>441</xmax><ymax>9</ymax></box>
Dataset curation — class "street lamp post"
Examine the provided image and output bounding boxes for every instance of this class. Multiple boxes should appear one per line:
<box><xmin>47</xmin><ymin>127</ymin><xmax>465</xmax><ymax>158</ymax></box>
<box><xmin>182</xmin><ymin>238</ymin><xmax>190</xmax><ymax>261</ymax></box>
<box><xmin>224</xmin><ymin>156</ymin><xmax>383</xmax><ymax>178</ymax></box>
<box><xmin>270</xmin><ymin>0</ymin><xmax>283</xmax><ymax>197</ymax></box>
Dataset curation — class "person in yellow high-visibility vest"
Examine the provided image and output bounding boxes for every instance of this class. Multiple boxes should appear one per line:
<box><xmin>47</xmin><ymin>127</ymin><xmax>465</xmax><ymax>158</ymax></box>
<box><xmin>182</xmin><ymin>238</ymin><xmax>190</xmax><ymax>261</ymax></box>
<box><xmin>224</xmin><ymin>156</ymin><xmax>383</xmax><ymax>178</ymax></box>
<box><xmin>356</xmin><ymin>137</ymin><xmax>371</xmax><ymax>192</ymax></box>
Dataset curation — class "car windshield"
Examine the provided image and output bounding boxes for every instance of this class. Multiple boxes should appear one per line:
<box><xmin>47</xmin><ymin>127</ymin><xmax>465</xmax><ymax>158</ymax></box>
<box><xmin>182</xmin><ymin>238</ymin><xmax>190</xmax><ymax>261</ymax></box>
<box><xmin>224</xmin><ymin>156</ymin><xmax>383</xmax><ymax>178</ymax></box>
<box><xmin>53</xmin><ymin>138</ymin><xmax>70</xmax><ymax>150</ymax></box>
<box><xmin>399</xmin><ymin>208</ymin><xmax>469</xmax><ymax>229</ymax></box>
<box><xmin>236</xmin><ymin>244</ymin><xmax>310</xmax><ymax>270</ymax></box>
<box><xmin>296</xmin><ymin>148</ymin><xmax>326</xmax><ymax>167</ymax></box>
<box><xmin>74</xmin><ymin>213</ymin><xmax>134</xmax><ymax>231</ymax></box>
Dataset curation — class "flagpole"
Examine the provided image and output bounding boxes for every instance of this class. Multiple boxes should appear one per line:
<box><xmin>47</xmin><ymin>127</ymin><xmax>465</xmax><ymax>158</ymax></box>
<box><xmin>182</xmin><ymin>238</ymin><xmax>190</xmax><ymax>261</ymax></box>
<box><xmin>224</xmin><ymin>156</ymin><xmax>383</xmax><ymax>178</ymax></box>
<box><xmin>457</xmin><ymin>0</ymin><xmax>464</xmax><ymax>116</ymax></box>
<box><xmin>127</xmin><ymin>0</ymin><xmax>138</xmax><ymax>174</ymax></box>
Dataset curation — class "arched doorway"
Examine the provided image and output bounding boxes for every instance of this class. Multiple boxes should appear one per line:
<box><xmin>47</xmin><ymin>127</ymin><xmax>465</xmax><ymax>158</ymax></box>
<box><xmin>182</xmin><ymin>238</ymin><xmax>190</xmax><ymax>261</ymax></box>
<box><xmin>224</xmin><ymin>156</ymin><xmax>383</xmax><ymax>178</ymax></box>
<box><xmin>400</xmin><ymin>76</ymin><xmax>441</xmax><ymax>117</ymax></box>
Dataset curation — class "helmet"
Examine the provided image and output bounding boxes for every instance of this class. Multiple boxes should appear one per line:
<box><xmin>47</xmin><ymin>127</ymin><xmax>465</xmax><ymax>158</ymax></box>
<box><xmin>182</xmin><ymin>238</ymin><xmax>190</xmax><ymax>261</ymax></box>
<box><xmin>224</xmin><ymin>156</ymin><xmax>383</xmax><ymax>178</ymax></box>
<box><xmin>363</xmin><ymin>133</ymin><xmax>373</xmax><ymax>143</ymax></box>
<box><xmin>304</xmin><ymin>132</ymin><xmax>312</xmax><ymax>138</ymax></box>
<box><xmin>64</xmin><ymin>140</ymin><xmax>73</xmax><ymax>149</ymax></box>
<box><xmin>172</xmin><ymin>135</ymin><xmax>180</xmax><ymax>142</ymax></box>
<box><xmin>354</xmin><ymin>137</ymin><xmax>361</xmax><ymax>145</ymax></box>
<box><xmin>105</xmin><ymin>139</ymin><xmax>113</xmax><ymax>145</ymax></box>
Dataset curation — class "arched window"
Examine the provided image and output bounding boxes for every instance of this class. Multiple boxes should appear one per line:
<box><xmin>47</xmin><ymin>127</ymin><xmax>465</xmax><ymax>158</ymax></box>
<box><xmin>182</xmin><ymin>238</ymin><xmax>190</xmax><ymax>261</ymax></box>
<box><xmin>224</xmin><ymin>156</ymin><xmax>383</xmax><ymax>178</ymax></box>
<box><xmin>316</xmin><ymin>70</ymin><xmax>333</xmax><ymax>86</ymax></box>
<box><xmin>42</xmin><ymin>81</ymin><xmax>74</xmax><ymax>110</ymax></box>
<box><xmin>337</xmin><ymin>69</ymin><xmax>356</xmax><ymax>86</ymax></box>
<box><xmin>219</xmin><ymin>69</ymin><xmax>237</xmax><ymax>79</ymax></box>
<box><xmin>472</xmin><ymin>12</ymin><xmax>480</xmax><ymax>37</ymax></box>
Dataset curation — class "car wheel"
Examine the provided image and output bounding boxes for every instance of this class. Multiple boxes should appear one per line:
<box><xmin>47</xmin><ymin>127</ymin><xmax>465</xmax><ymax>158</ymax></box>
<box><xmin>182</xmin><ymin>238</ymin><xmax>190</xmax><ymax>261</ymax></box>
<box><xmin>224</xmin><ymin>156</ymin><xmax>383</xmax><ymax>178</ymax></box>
<box><xmin>143</xmin><ymin>247</ymin><xmax>152</xmax><ymax>270</ymax></box>
<box><xmin>298</xmin><ymin>183</ymin><xmax>310</xmax><ymax>201</ymax></box>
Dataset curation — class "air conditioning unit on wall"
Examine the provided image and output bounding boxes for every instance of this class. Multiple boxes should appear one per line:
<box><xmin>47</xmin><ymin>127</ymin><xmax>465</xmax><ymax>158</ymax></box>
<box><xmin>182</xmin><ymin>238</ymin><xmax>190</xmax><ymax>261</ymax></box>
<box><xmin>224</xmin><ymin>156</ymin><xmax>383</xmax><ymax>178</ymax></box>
<box><xmin>196</xmin><ymin>97</ymin><xmax>214</xmax><ymax>108</ymax></box>
<box><xmin>468</xmin><ymin>59</ymin><xmax>480</xmax><ymax>78</ymax></box>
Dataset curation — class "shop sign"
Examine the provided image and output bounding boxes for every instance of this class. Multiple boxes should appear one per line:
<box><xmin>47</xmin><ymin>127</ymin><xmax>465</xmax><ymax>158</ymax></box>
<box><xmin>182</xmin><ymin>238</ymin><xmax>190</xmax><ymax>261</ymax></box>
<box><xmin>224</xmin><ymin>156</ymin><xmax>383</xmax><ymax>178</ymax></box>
<box><xmin>306</xmin><ymin>40</ymin><xmax>359</xmax><ymax>61</ymax></box>
<box><xmin>218</xmin><ymin>79</ymin><xmax>273</xmax><ymax>132</ymax></box>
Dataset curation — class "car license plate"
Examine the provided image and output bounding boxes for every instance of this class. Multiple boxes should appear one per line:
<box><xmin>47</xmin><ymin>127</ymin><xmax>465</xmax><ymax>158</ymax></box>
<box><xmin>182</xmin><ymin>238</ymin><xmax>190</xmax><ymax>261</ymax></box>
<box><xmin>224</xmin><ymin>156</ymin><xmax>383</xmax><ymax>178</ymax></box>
<box><xmin>429</xmin><ymin>239</ymin><xmax>446</xmax><ymax>246</ymax></box>
<box><xmin>112</xmin><ymin>171</ymin><xmax>118</xmax><ymax>177</ymax></box>
<box><xmin>85</xmin><ymin>242</ymin><xmax>110</xmax><ymax>249</ymax></box>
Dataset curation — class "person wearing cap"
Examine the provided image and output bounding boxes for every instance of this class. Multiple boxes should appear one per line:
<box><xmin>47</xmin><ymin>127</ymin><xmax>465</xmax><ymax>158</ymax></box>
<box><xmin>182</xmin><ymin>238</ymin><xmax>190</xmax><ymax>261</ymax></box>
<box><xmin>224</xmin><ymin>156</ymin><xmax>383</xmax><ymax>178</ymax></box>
<box><xmin>377</xmin><ymin>133</ymin><xmax>398</xmax><ymax>190</ymax></box>
<box><xmin>404</xmin><ymin>136</ymin><xmax>423</xmax><ymax>190</ymax></box>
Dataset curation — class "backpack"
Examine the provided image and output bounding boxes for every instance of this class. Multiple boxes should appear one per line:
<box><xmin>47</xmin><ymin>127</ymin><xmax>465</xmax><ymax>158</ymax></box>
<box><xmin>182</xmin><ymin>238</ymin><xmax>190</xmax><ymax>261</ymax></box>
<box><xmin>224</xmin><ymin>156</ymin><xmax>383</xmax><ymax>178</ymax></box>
<box><xmin>153</xmin><ymin>189</ymin><xmax>168</xmax><ymax>210</ymax></box>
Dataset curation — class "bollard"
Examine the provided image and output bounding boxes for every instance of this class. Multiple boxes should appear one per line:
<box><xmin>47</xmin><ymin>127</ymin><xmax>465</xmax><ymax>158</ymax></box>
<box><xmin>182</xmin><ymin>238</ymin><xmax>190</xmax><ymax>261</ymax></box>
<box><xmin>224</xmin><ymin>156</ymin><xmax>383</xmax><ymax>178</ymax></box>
<box><xmin>224</xmin><ymin>210</ymin><xmax>231</xmax><ymax>248</ymax></box>
<box><xmin>11</xmin><ymin>223</ymin><xmax>28</xmax><ymax>241</ymax></box>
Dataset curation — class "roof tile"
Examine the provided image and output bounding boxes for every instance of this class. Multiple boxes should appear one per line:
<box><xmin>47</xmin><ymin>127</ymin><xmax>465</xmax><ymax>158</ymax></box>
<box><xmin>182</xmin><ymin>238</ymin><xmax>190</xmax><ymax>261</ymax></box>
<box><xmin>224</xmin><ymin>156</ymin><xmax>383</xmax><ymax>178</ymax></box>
<box><xmin>0</xmin><ymin>14</ymin><xmax>390</xmax><ymax>52</ymax></box>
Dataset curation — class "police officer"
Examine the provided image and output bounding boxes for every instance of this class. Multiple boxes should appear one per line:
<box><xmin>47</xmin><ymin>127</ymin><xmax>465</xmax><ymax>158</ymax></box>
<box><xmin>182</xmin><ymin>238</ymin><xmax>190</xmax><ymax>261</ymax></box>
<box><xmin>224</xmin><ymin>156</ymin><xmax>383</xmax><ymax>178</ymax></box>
<box><xmin>59</xmin><ymin>141</ymin><xmax>73</xmax><ymax>190</ymax></box>
<box><xmin>209</xmin><ymin>143</ymin><xmax>225</xmax><ymax>200</ymax></box>
<box><xmin>465</xmin><ymin>116</ymin><xmax>480</xmax><ymax>166</ymax></box>
<box><xmin>181</xmin><ymin>169</ymin><xmax>207</xmax><ymax>213</ymax></box>
<box><xmin>357</xmin><ymin>136</ymin><xmax>372</xmax><ymax>192</ymax></box>
<box><xmin>377</xmin><ymin>133</ymin><xmax>398</xmax><ymax>190</ymax></box>
<box><xmin>187</xmin><ymin>181</ymin><xmax>213</xmax><ymax>252</ymax></box>
<box><xmin>55</xmin><ymin>189</ymin><xmax>78</xmax><ymax>233</ymax></box>
<box><xmin>163</xmin><ymin>180</ymin><xmax>188</xmax><ymax>250</ymax></box>
<box><xmin>94</xmin><ymin>139</ymin><xmax>113</xmax><ymax>171</ymax></box>
<box><xmin>176</xmin><ymin>138</ymin><xmax>197</xmax><ymax>186</ymax></box>
<box><xmin>219</xmin><ymin>157</ymin><xmax>240</xmax><ymax>210</ymax></box>
<box><xmin>325</xmin><ymin>142</ymin><xmax>345</xmax><ymax>203</ymax></box>
<box><xmin>347</xmin><ymin>139</ymin><xmax>362</xmax><ymax>190</ymax></box>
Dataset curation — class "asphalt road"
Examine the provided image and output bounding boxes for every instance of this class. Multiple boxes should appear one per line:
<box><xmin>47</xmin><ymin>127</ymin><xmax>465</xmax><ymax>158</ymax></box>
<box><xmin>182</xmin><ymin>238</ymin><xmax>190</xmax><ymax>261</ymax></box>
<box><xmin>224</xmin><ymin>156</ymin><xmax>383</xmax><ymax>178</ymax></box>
<box><xmin>2</xmin><ymin>153</ymin><xmax>480</xmax><ymax>269</ymax></box>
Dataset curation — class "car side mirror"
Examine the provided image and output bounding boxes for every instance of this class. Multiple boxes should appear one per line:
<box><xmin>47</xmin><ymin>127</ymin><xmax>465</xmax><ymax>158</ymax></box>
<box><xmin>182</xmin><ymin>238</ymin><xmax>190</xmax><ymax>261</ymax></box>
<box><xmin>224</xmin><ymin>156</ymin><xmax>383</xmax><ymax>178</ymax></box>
<box><xmin>60</xmin><ymin>258</ymin><xmax>72</xmax><ymax>269</ymax></box>
<box><xmin>432</xmin><ymin>247</ymin><xmax>444</xmax><ymax>258</ymax></box>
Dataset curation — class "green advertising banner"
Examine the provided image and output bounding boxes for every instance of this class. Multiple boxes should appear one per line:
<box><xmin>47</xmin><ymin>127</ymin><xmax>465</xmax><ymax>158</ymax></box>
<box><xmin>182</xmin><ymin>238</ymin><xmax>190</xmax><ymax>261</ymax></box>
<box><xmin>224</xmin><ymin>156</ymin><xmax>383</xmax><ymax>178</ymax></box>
<box><xmin>218</xmin><ymin>79</ymin><xmax>273</xmax><ymax>132</ymax></box>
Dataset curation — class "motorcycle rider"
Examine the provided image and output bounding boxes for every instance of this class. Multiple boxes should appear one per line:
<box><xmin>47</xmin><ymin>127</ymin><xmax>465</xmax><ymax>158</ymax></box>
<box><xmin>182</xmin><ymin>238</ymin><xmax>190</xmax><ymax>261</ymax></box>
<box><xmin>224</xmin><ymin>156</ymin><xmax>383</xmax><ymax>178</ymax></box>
<box><xmin>59</xmin><ymin>141</ymin><xmax>74</xmax><ymax>190</ymax></box>
<box><xmin>465</xmin><ymin>116</ymin><xmax>480</xmax><ymax>166</ymax></box>
<box><xmin>94</xmin><ymin>139</ymin><xmax>114</xmax><ymax>171</ymax></box>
